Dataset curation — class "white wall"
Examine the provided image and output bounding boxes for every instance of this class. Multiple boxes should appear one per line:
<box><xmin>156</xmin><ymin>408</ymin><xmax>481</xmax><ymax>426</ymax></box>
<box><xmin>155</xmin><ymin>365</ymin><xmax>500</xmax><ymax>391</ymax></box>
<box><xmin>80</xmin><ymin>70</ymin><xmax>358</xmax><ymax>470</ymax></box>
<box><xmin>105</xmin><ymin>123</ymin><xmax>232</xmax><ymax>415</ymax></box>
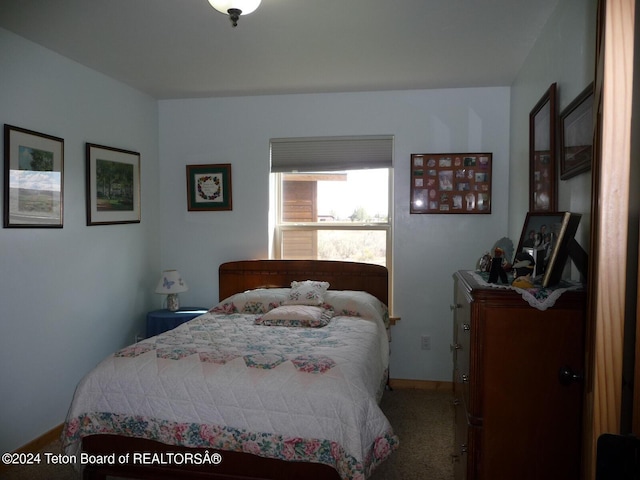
<box><xmin>159</xmin><ymin>88</ymin><xmax>511</xmax><ymax>382</ymax></box>
<box><xmin>0</xmin><ymin>28</ymin><xmax>160</xmax><ymax>453</ymax></box>
<box><xmin>0</xmin><ymin>0</ymin><xmax>597</xmax><ymax>453</ymax></box>
<box><xmin>508</xmin><ymin>0</ymin><xmax>597</xmax><ymax>253</ymax></box>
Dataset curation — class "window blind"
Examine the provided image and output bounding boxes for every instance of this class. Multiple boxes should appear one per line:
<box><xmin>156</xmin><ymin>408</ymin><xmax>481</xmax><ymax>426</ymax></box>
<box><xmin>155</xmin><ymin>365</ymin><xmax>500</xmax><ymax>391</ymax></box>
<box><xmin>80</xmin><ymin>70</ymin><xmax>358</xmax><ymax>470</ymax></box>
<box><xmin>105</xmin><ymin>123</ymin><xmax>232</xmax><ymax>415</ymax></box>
<box><xmin>270</xmin><ymin>135</ymin><xmax>393</xmax><ymax>173</ymax></box>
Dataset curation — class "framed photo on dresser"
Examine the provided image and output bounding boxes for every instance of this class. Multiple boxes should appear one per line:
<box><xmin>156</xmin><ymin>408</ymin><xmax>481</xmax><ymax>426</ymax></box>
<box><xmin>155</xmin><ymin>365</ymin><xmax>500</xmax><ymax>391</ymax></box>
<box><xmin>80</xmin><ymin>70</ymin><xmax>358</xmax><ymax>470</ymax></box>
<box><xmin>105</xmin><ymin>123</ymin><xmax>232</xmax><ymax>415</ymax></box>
<box><xmin>515</xmin><ymin>211</ymin><xmax>581</xmax><ymax>287</ymax></box>
<box><xmin>410</xmin><ymin>153</ymin><xmax>492</xmax><ymax>214</ymax></box>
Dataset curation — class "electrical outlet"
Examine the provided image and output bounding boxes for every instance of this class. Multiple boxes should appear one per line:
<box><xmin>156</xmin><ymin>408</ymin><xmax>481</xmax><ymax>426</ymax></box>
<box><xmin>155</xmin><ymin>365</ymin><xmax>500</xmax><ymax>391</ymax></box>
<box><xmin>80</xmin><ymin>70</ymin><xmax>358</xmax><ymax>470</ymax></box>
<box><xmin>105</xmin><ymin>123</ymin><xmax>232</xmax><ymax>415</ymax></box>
<box><xmin>421</xmin><ymin>335</ymin><xmax>431</xmax><ymax>350</ymax></box>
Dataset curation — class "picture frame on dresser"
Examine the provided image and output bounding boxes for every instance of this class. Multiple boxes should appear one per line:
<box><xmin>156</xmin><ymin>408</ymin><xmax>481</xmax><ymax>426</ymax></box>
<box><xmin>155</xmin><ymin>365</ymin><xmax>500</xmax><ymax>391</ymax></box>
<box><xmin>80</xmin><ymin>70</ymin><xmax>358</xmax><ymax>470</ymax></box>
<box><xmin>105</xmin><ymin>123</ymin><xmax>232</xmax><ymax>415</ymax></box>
<box><xmin>515</xmin><ymin>211</ymin><xmax>581</xmax><ymax>287</ymax></box>
<box><xmin>529</xmin><ymin>83</ymin><xmax>557</xmax><ymax>212</ymax></box>
<box><xmin>86</xmin><ymin>143</ymin><xmax>141</xmax><ymax>226</ymax></box>
<box><xmin>3</xmin><ymin>124</ymin><xmax>64</xmax><ymax>228</ymax></box>
<box><xmin>560</xmin><ymin>82</ymin><xmax>594</xmax><ymax>180</ymax></box>
<box><xmin>410</xmin><ymin>152</ymin><xmax>492</xmax><ymax>214</ymax></box>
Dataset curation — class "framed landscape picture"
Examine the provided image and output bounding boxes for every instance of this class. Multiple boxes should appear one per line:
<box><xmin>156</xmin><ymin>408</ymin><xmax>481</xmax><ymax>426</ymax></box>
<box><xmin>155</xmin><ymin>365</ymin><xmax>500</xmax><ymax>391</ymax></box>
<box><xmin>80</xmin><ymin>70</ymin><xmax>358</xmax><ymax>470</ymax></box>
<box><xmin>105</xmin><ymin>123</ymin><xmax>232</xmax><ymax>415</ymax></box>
<box><xmin>86</xmin><ymin>143</ymin><xmax>141</xmax><ymax>225</ymax></box>
<box><xmin>3</xmin><ymin>124</ymin><xmax>64</xmax><ymax>228</ymax></box>
<box><xmin>560</xmin><ymin>83</ymin><xmax>594</xmax><ymax>180</ymax></box>
<box><xmin>186</xmin><ymin>163</ymin><xmax>233</xmax><ymax>211</ymax></box>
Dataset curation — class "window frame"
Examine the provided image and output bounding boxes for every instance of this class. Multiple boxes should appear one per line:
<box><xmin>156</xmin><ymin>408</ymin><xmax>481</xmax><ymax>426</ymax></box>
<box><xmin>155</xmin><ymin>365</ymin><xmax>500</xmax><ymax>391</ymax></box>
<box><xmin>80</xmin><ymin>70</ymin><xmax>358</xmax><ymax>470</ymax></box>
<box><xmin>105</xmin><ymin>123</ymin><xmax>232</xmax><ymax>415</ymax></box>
<box><xmin>271</xmin><ymin>170</ymin><xmax>393</xmax><ymax>271</ymax></box>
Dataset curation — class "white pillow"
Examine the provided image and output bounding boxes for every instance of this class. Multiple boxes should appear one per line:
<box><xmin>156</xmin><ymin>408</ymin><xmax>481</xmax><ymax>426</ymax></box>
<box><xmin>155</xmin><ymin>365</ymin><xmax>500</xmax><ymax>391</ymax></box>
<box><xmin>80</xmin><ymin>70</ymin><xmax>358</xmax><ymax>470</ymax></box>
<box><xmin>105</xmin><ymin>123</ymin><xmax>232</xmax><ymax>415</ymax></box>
<box><xmin>283</xmin><ymin>280</ymin><xmax>330</xmax><ymax>306</ymax></box>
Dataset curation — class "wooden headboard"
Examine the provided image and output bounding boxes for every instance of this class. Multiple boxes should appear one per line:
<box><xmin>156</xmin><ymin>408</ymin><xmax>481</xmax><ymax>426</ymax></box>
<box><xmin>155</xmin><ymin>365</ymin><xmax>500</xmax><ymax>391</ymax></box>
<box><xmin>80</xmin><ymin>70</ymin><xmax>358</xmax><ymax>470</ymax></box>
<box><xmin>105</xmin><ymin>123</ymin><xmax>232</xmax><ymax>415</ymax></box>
<box><xmin>219</xmin><ymin>260</ymin><xmax>389</xmax><ymax>305</ymax></box>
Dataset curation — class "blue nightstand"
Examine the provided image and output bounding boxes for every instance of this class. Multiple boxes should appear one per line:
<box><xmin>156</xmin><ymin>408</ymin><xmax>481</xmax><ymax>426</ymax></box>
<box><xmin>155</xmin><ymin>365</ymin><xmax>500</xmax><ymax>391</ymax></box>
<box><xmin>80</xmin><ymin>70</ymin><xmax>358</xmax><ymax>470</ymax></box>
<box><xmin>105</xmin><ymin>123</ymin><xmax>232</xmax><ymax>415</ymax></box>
<box><xmin>146</xmin><ymin>307</ymin><xmax>208</xmax><ymax>337</ymax></box>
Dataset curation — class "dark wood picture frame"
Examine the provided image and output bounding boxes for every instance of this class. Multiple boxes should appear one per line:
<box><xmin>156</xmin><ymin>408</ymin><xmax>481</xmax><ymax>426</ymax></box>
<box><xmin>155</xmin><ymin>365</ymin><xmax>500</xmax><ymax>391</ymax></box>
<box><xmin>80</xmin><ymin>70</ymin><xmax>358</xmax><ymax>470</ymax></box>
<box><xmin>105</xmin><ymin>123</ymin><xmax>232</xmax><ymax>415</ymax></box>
<box><xmin>515</xmin><ymin>211</ymin><xmax>581</xmax><ymax>287</ymax></box>
<box><xmin>86</xmin><ymin>143</ymin><xmax>141</xmax><ymax>226</ymax></box>
<box><xmin>410</xmin><ymin>153</ymin><xmax>492</xmax><ymax>214</ymax></box>
<box><xmin>3</xmin><ymin>124</ymin><xmax>64</xmax><ymax>228</ymax></box>
<box><xmin>560</xmin><ymin>82</ymin><xmax>594</xmax><ymax>180</ymax></box>
<box><xmin>529</xmin><ymin>83</ymin><xmax>557</xmax><ymax>212</ymax></box>
<box><xmin>186</xmin><ymin>163</ymin><xmax>233</xmax><ymax>211</ymax></box>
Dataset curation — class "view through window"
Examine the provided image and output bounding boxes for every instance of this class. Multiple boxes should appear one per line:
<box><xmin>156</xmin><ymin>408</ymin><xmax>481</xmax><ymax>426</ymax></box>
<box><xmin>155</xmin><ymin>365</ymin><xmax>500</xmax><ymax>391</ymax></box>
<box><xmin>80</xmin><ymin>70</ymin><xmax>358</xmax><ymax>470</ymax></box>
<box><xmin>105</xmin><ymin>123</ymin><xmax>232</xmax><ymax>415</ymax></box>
<box><xmin>274</xmin><ymin>168</ymin><xmax>391</xmax><ymax>267</ymax></box>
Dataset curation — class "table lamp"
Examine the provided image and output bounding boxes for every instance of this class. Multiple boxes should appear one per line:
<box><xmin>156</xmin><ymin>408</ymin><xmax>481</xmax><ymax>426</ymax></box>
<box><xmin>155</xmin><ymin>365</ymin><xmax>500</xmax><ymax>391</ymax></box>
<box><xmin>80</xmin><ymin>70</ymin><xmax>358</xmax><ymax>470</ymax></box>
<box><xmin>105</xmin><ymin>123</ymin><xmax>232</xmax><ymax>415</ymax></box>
<box><xmin>155</xmin><ymin>270</ymin><xmax>188</xmax><ymax>311</ymax></box>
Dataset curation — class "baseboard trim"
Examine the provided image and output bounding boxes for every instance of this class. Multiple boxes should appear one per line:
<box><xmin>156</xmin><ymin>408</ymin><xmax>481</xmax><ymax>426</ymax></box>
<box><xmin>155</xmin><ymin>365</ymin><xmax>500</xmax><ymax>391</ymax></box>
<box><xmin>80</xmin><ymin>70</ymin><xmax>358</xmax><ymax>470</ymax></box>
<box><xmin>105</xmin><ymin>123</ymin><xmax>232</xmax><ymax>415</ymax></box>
<box><xmin>18</xmin><ymin>423</ymin><xmax>64</xmax><ymax>453</ymax></box>
<box><xmin>0</xmin><ymin>423</ymin><xmax>64</xmax><ymax>473</ymax></box>
<box><xmin>389</xmin><ymin>378</ymin><xmax>453</xmax><ymax>391</ymax></box>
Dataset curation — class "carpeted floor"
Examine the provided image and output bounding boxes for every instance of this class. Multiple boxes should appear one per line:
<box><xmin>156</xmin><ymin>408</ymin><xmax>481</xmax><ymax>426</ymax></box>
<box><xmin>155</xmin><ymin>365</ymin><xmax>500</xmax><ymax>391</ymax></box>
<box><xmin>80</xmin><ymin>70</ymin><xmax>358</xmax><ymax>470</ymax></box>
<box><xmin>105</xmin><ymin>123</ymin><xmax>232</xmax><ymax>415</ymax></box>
<box><xmin>3</xmin><ymin>388</ymin><xmax>454</xmax><ymax>479</ymax></box>
<box><xmin>371</xmin><ymin>388</ymin><xmax>454</xmax><ymax>480</ymax></box>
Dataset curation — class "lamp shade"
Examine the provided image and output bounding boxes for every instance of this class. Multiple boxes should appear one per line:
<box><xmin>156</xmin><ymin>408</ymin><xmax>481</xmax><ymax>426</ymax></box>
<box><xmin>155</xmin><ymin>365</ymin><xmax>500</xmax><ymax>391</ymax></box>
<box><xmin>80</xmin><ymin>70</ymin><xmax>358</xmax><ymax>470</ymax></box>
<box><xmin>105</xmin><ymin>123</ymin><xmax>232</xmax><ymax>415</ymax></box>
<box><xmin>208</xmin><ymin>0</ymin><xmax>261</xmax><ymax>16</ymax></box>
<box><xmin>155</xmin><ymin>270</ymin><xmax>188</xmax><ymax>295</ymax></box>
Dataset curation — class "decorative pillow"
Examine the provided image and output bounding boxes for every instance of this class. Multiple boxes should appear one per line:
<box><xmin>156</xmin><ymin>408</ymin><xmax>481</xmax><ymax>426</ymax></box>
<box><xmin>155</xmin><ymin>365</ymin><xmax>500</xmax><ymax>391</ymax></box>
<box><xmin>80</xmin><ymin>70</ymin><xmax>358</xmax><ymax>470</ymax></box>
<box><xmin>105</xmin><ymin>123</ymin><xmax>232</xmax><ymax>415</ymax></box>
<box><xmin>283</xmin><ymin>280</ymin><xmax>330</xmax><ymax>306</ymax></box>
<box><xmin>323</xmin><ymin>290</ymin><xmax>390</xmax><ymax>327</ymax></box>
<box><xmin>210</xmin><ymin>288</ymin><xmax>290</xmax><ymax>314</ymax></box>
<box><xmin>255</xmin><ymin>305</ymin><xmax>334</xmax><ymax>328</ymax></box>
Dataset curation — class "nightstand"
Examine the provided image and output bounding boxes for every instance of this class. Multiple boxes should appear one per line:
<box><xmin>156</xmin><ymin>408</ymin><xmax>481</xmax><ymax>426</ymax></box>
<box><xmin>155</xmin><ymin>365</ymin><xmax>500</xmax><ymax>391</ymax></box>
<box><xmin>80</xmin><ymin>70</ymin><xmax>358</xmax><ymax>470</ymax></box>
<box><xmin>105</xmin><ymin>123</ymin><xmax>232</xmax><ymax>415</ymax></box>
<box><xmin>146</xmin><ymin>307</ymin><xmax>208</xmax><ymax>337</ymax></box>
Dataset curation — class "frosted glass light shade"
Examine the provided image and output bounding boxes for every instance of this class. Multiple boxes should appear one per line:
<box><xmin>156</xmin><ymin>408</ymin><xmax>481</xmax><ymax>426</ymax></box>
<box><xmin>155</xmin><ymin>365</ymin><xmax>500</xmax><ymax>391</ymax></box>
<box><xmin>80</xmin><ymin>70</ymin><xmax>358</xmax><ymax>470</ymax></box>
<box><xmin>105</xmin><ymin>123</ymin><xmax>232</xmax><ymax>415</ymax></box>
<box><xmin>208</xmin><ymin>0</ymin><xmax>261</xmax><ymax>16</ymax></box>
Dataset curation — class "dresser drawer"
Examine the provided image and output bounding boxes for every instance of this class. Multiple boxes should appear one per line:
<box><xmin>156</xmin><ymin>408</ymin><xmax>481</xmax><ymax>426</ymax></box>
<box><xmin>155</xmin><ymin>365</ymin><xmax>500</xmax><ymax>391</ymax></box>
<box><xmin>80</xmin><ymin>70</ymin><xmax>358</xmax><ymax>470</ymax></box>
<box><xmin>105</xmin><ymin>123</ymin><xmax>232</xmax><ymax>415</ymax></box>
<box><xmin>452</xmin><ymin>270</ymin><xmax>585</xmax><ymax>480</ymax></box>
<box><xmin>453</xmin><ymin>399</ymin><xmax>469</xmax><ymax>480</ymax></box>
<box><xmin>454</xmin><ymin>402</ymin><xmax>481</xmax><ymax>480</ymax></box>
<box><xmin>452</xmin><ymin>281</ymin><xmax>473</xmax><ymax>415</ymax></box>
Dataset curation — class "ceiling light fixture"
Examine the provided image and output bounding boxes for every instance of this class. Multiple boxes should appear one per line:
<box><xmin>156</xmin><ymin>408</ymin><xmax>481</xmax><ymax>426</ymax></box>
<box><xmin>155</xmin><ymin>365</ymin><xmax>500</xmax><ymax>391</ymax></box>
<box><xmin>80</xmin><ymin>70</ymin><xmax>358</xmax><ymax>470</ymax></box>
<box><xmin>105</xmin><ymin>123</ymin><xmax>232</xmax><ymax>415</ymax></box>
<box><xmin>208</xmin><ymin>0</ymin><xmax>261</xmax><ymax>27</ymax></box>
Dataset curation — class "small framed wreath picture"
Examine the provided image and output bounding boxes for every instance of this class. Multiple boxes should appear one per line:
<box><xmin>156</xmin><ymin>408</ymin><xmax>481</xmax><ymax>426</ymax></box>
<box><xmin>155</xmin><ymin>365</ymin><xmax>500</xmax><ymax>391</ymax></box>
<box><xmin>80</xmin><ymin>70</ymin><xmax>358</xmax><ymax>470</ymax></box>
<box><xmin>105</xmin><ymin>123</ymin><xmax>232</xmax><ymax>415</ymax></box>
<box><xmin>186</xmin><ymin>163</ymin><xmax>232</xmax><ymax>211</ymax></box>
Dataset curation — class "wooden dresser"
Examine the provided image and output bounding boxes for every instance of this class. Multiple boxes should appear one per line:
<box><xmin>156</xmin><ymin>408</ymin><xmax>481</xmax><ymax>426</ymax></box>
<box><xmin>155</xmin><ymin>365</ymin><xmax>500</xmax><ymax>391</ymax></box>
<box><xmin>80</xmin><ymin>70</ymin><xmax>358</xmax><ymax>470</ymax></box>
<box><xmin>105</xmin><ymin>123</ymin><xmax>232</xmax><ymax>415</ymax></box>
<box><xmin>451</xmin><ymin>270</ymin><xmax>586</xmax><ymax>480</ymax></box>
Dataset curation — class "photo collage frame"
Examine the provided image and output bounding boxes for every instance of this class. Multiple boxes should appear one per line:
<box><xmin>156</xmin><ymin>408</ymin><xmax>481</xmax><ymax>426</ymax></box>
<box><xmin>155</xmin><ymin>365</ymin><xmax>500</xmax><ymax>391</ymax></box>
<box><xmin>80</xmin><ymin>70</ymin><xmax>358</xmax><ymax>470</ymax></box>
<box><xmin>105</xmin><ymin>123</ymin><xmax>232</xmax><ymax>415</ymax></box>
<box><xmin>410</xmin><ymin>153</ymin><xmax>492</xmax><ymax>214</ymax></box>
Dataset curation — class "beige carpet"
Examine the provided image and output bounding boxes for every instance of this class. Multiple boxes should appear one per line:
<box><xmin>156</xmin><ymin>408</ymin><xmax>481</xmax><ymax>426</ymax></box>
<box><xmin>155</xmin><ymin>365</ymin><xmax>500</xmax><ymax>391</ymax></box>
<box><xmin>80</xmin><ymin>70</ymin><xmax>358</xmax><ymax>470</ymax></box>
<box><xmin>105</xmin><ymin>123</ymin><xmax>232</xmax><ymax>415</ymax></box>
<box><xmin>371</xmin><ymin>388</ymin><xmax>454</xmax><ymax>480</ymax></box>
<box><xmin>3</xmin><ymin>388</ymin><xmax>454</xmax><ymax>479</ymax></box>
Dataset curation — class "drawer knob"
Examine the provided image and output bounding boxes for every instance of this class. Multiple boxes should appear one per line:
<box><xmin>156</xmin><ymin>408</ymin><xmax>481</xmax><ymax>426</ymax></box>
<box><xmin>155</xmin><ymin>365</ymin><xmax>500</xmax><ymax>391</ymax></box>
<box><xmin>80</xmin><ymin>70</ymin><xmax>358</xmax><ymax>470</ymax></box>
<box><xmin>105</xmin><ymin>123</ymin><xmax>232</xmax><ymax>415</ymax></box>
<box><xmin>462</xmin><ymin>323</ymin><xmax>471</xmax><ymax>332</ymax></box>
<box><xmin>558</xmin><ymin>366</ymin><xmax>584</xmax><ymax>386</ymax></box>
<box><xmin>461</xmin><ymin>374</ymin><xmax>470</xmax><ymax>383</ymax></box>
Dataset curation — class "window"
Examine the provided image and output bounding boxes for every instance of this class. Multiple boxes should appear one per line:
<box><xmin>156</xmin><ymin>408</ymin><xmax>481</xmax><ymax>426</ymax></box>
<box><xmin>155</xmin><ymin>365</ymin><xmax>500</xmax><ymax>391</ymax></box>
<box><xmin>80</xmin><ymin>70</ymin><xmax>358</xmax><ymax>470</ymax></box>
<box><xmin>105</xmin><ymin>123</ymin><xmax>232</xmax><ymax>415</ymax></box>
<box><xmin>270</xmin><ymin>136</ymin><xmax>393</xmax><ymax>268</ymax></box>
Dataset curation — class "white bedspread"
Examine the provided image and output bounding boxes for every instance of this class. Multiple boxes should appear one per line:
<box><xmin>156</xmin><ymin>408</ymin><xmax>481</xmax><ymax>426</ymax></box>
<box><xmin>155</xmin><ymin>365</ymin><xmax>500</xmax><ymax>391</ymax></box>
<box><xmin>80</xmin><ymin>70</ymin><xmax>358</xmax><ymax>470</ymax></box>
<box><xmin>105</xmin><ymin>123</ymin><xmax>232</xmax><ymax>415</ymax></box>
<box><xmin>62</xmin><ymin>289</ymin><xmax>398</xmax><ymax>479</ymax></box>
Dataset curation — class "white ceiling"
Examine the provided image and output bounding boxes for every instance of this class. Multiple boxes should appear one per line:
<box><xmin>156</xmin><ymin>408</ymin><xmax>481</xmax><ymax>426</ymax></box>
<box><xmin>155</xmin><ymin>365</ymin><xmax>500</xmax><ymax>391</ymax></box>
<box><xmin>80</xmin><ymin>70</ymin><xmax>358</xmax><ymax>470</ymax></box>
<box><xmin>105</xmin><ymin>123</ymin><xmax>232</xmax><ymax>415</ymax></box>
<box><xmin>0</xmin><ymin>0</ymin><xmax>560</xmax><ymax>100</ymax></box>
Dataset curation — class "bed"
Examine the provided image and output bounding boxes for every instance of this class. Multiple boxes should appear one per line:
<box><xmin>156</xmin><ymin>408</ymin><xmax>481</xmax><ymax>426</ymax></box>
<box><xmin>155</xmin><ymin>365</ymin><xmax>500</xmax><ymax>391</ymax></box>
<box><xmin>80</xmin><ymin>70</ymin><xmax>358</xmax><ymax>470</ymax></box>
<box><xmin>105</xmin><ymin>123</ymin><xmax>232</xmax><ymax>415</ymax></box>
<box><xmin>62</xmin><ymin>260</ymin><xmax>398</xmax><ymax>480</ymax></box>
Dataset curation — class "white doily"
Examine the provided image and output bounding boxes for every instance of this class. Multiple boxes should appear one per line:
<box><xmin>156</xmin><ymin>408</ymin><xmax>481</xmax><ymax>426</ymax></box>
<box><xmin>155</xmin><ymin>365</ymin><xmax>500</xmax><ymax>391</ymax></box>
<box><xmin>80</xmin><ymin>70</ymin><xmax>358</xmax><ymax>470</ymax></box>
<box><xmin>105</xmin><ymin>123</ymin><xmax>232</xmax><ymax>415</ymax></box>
<box><xmin>468</xmin><ymin>270</ymin><xmax>583</xmax><ymax>311</ymax></box>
